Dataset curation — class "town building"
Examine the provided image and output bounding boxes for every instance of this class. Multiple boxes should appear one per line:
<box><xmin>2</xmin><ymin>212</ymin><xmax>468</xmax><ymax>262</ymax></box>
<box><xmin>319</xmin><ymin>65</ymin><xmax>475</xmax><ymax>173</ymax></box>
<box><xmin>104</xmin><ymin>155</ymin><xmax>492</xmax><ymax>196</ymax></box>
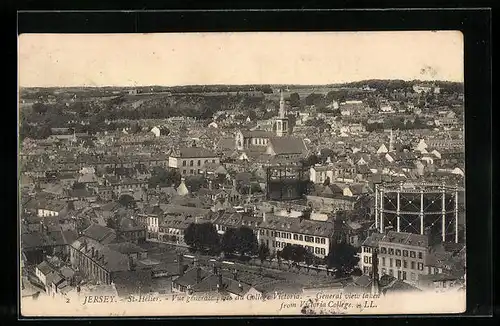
<box><xmin>169</xmin><ymin>147</ymin><xmax>220</xmax><ymax>176</ymax></box>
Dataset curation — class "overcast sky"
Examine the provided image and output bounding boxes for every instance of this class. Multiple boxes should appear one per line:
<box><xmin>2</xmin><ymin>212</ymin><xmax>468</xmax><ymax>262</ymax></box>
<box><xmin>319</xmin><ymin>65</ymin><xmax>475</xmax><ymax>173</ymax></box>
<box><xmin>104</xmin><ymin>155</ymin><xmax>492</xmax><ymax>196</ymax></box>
<box><xmin>18</xmin><ymin>31</ymin><xmax>463</xmax><ymax>87</ymax></box>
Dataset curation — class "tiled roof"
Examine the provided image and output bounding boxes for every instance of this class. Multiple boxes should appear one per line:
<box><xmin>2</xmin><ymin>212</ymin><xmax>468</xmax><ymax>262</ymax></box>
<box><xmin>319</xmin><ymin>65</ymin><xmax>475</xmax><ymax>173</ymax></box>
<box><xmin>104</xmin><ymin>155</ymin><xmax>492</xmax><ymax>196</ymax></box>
<box><xmin>159</xmin><ymin>204</ymin><xmax>210</xmax><ymax>217</ymax></box>
<box><xmin>174</xmin><ymin>267</ymin><xmax>210</xmax><ymax>287</ymax></box>
<box><xmin>258</xmin><ymin>214</ymin><xmax>335</xmax><ymax>237</ymax></box>
<box><xmin>82</xmin><ymin>224</ymin><xmax>116</xmax><ymax>243</ymax></box>
<box><xmin>71</xmin><ymin>237</ymin><xmax>130</xmax><ymax>272</ymax></box>
<box><xmin>177</xmin><ymin>147</ymin><xmax>218</xmax><ymax>158</ymax></box>
<box><xmin>36</xmin><ymin>260</ymin><xmax>55</xmax><ymax>276</ymax></box>
<box><xmin>269</xmin><ymin>137</ymin><xmax>308</xmax><ymax>155</ymax></box>
<box><xmin>379</xmin><ymin>231</ymin><xmax>428</xmax><ymax>248</ymax></box>
<box><xmin>108</xmin><ymin>242</ymin><xmax>147</xmax><ymax>255</ymax></box>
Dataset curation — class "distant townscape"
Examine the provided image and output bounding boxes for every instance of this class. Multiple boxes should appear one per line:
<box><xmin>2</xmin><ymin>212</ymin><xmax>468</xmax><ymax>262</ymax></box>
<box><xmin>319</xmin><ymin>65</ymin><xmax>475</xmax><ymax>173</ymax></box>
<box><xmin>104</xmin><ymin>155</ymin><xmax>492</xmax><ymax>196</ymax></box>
<box><xmin>19</xmin><ymin>80</ymin><xmax>465</xmax><ymax>303</ymax></box>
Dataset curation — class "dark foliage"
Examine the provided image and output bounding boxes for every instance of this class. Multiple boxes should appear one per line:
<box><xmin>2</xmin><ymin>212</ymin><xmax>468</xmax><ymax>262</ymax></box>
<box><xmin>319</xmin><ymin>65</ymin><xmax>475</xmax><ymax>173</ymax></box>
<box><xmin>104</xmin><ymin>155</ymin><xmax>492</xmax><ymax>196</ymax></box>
<box><xmin>184</xmin><ymin>222</ymin><xmax>220</xmax><ymax>253</ymax></box>
<box><xmin>325</xmin><ymin>242</ymin><xmax>360</xmax><ymax>277</ymax></box>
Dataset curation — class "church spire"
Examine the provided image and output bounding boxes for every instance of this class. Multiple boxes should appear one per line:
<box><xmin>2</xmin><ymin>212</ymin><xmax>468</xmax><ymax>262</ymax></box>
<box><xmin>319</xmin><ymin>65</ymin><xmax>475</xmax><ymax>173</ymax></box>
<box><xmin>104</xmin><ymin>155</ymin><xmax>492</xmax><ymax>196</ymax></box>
<box><xmin>279</xmin><ymin>89</ymin><xmax>286</xmax><ymax>118</ymax></box>
<box><xmin>389</xmin><ymin>129</ymin><xmax>394</xmax><ymax>152</ymax></box>
<box><xmin>275</xmin><ymin>89</ymin><xmax>290</xmax><ymax>137</ymax></box>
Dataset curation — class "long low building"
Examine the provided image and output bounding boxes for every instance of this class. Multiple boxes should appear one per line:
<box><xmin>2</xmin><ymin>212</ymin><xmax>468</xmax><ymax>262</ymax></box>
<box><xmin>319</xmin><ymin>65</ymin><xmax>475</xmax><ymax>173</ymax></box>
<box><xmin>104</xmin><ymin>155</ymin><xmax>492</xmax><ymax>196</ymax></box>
<box><xmin>212</xmin><ymin>211</ymin><xmax>335</xmax><ymax>259</ymax></box>
<box><xmin>359</xmin><ymin>231</ymin><xmax>465</xmax><ymax>288</ymax></box>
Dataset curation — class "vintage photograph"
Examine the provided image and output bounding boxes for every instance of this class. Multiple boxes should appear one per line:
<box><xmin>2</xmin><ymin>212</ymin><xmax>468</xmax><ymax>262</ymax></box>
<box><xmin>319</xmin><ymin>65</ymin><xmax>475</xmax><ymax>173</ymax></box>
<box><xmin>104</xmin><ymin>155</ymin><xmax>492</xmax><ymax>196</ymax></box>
<box><xmin>18</xmin><ymin>31</ymin><xmax>465</xmax><ymax>316</ymax></box>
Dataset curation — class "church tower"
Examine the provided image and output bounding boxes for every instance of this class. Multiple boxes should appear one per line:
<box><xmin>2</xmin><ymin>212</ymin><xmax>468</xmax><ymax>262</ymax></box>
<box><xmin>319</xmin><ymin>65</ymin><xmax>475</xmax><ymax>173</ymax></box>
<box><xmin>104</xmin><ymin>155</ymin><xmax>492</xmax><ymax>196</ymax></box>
<box><xmin>275</xmin><ymin>89</ymin><xmax>290</xmax><ymax>137</ymax></box>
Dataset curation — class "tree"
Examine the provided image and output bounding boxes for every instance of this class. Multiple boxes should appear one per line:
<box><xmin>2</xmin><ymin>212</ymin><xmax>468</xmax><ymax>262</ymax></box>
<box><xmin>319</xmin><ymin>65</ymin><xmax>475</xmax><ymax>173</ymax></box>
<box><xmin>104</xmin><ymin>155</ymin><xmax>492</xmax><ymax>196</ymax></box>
<box><xmin>221</xmin><ymin>228</ymin><xmax>239</xmax><ymax>256</ymax></box>
<box><xmin>351</xmin><ymin>267</ymin><xmax>363</xmax><ymax>277</ymax></box>
<box><xmin>106</xmin><ymin>217</ymin><xmax>117</xmax><ymax>229</ymax></box>
<box><xmin>301</xmin><ymin>154</ymin><xmax>321</xmax><ymax>167</ymax></box>
<box><xmin>32</xmin><ymin>102</ymin><xmax>48</xmax><ymax>114</ymax></box>
<box><xmin>129</xmin><ymin>122</ymin><xmax>141</xmax><ymax>134</ymax></box>
<box><xmin>72</xmin><ymin>182</ymin><xmax>85</xmax><ymax>190</ymax></box>
<box><xmin>325</xmin><ymin>242</ymin><xmax>360</xmax><ymax>277</ymax></box>
<box><xmin>323</xmin><ymin>176</ymin><xmax>331</xmax><ymax>186</ymax></box>
<box><xmin>237</xmin><ymin>226</ymin><xmax>258</xmax><ymax>257</ymax></box>
<box><xmin>185</xmin><ymin>176</ymin><xmax>207</xmax><ymax>192</ymax></box>
<box><xmin>149</xmin><ymin>167</ymin><xmax>181</xmax><ymax>188</ymax></box>
<box><xmin>281</xmin><ymin>244</ymin><xmax>307</xmax><ymax>263</ymax></box>
<box><xmin>221</xmin><ymin>226</ymin><xmax>258</xmax><ymax>258</ymax></box>
<box><xmin>184</xmin><ymin>222</ymin><xmax>220</xmax><ymax>253</ymax></box>
<box><xmin>258</xmin><ymin>243</ymin><xmax>270</xmax><ymax>264</ymax></box>
<box><xmin>118</xmin><ymin>194</ymin><xmax>136</xmax><ymax>209</ymax></box>
<box><xmin>289</xmin><ymin>92</ymin><xmax>301</xmax><ymax>107</ymax></box>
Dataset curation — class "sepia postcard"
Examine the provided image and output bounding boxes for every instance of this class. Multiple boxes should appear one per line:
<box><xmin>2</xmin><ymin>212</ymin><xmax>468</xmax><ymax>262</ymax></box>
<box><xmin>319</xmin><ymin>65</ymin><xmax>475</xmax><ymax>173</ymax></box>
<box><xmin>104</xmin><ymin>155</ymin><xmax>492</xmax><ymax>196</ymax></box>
<box><xmin>18</xmin><ymin>31</ymin><xmax>466</xmax><ymax>317</ymax></box>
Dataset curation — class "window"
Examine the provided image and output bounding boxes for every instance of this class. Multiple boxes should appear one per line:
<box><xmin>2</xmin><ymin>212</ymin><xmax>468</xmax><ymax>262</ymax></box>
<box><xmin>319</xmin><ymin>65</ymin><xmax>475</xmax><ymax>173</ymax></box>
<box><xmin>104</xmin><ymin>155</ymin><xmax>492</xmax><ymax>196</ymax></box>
<box><xmin>190</xmin><ymin>169</ymin><xmax>194</xmax><ymax>175</ymax></box>
<box><xmin>205</xmin><ymin>160</ymin><xmax>208</xmax><ymax>164</ymax></box>
<box><xmin>396</xmin><ymin>259</ymin><xmax>401</xmax><ymax>267</ymax></box>
<box><xmin>389</xmin><ymin>258</ymin><xmax>393</xmax><ymax>267</ymax></box>
<box><xmin>381</xmin><ymin>268</ymin><xmax>387</xmax><ymax>275</ymax></box>
<box><xmin>382</xmin><ymin>257</ymin><xmax>386</xmax><ymax>266</ymax></box>
<box><xmin>320</xmin><ymin>248</ymin><xmax>326</xmax><ymax>255</ymax></box>
<box><xmin>266</xmin><ymin>230</ymin><xmax>269</xmax><ymax>236</ymax></box>
<box><xmin>418</xmin><ymin>252</ymin><xmax>423</xmax><ymax>259</ymax></box>
<box><xmin>197</xmin><ymin>160</ymin><xmax>201</xmax><ymax>166</ymax></box>
<box><xmin>182</xmin><ymin>170</ymin><xmax>186</xmax><ymax>175</ymax></box>
<box><xmin>380</xmin><ymin>247</ymin><xmax>387</xmax><ymax>254</ymax></box>
<box><xmin>368</xmin><ymin>256</ymin><xmax>372</xmax><ymax>264</ymax></box>
<box><xmin>403</xmin><ymin>250</ymin><xmax>408</xmax><ymax>257</ymax></box>
<box><xmin>396</xmin><ymin>249</ymin><xmax>401</xmax><ymax>256</ymax></box>
<box><xmin>315</xmin><ymin>237</ymin><xmax>320</xmax><ymax>243</ymax></box>
<box><xmin>417</xmin><ymin>263</ymin><xmax>424</xmax><ymax>271</ymax></box>
<box><xmin>315</xmin><ymin>247</ymin><xmax>320</xmax><ymax>254</ymax></box>
<box><xmin>389</xmin><ymin>269</ymin><xmax>394</xmax><ymax>276</ymax></box>
<box><xmin>299</xmin><ymin>235</ymin><xmax>303</xmax><ymax>241</ymax></box>
<box><xmin>293</xmin><ymin>234</ymin><xmax>298</xmax><ymax>240</ymax></box>
<box><xmin>411</xmin><ymin>261</ymin><xmax>416</xmax><ymax>269</ymax></box>
<box><xmin>321</xmin><ymin>238</ymin><xmax>326</xmax><ymax>244</ymax></box>
<box><xmin>411</xmin><ymin>272</ymin><xmax>416</xmax><ymax>281</ymax></box>
<box><xmin>276</xmin><ymin>241</ymin><xmax>280</xmax><ymax>247</ymax></box>
<box><xmin>403</xmin><ymin>260</ymin><xmax>408</xmax><ymax>268</ymax></box>
<box><xmin>397</xmin><ymin>270</ymin><xmax>402</xmax><ymax>280</ymax></box>
<box><xmin>389</xmin><ymin>248</ymin><xmax>394</xmax><ymax>255</ymax></box>
<box><xmin>182</xmin><ymin>161</ymin><xmax>186</xmax><ymax>166</ymax></box>
<box><xmin>212</xmin><ymin>160</ymin><xmax>216</xmax><ymax>163</ymax></box>
<box><xmin>190</xmin><ymin>160</ymin><xmax>194</xmax><ymax>166</ymax></box>
<box><xmin>403</xmin><ymin>271</ymin><xmax>407</xmax><ymax>280</ymax></box>
<box><xmin>364</xmin><ymin>256</ymin><xmax>368</xmax><ymax>264</ymax></box>
<box><xmin>410</xmin><ymin>251</ymin><xmax>416</xmax><ymax>258</ymax></box>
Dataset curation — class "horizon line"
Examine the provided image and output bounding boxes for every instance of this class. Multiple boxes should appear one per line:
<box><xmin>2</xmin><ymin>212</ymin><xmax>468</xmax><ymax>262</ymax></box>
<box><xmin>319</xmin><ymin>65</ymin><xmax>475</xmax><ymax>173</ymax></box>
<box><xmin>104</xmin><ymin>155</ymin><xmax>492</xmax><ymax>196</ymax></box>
<box><xmin>19</xmin><ymin>79</ymin><xmax>463</xmax><ymax>89</ymax></box>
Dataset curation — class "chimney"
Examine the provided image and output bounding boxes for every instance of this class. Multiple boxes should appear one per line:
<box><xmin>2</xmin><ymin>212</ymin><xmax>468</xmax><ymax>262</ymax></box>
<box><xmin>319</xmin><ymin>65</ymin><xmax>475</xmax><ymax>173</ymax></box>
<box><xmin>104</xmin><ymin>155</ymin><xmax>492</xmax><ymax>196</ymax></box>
<box><xmin>95</xmin><ymin>249</ymin><xmax>99</xmax><ymax>260</ymax></box>
<box><xmin>196</xmin><ymin>267</ymin><xmax>202</xmax><ymax>283</ymax></box>
<box><xmin>213</xmin><ymin>264</ymin><xmax>218</xmax><ymax>275</ymax></box>
<box><xmin>91</xmin><ymin>247</ymin><xmax>95</xmax><ymax>257</ymax></box>
<box><xmin>178</xmin><ymin>254</ymin><xmax>185</xmax><ymax>276</ymax></box>
<box><xmin>218</xmin><ymin>273</ymin><xmax>223</xmax><ymax>290</ymax></box>
<box><xmin>129</xmin><ymin>256</ymin><xmax>135</xmax><ymax>270</ymax></box>
<box><xmin>371</xmin><ymin>248</ymin><xmax>380</xmax><ymax>295</ymax></box>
